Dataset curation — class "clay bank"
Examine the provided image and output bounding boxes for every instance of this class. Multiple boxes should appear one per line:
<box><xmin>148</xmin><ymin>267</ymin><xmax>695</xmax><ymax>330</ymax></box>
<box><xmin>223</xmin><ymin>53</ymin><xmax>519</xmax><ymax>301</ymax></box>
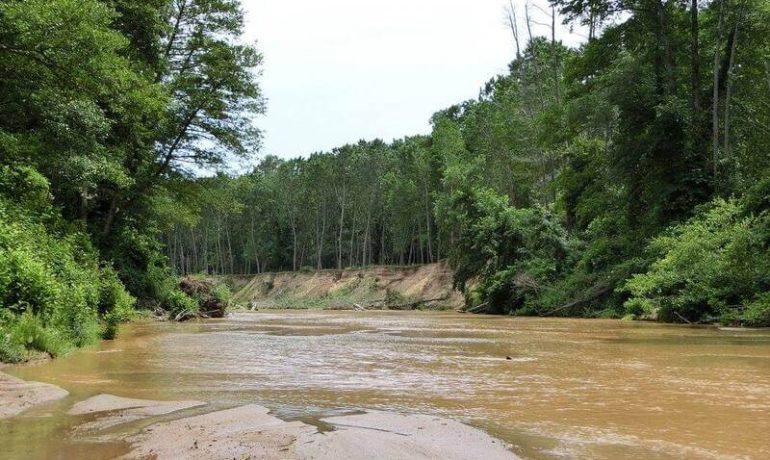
<box><xmin>2</xmin><ymin>311</ymin><xmax>770</xmax><ymax>459</ymax></box>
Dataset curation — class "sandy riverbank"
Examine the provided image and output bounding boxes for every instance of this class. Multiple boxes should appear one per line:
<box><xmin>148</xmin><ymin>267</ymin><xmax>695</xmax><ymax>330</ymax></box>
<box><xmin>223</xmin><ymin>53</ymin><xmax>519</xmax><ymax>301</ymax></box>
<box><xmin>1</xmin><ymin>370</ymin><xmax>517</xmax><ymax>459</ymax></box>
<box><xmin>119</xmin><ymin>404</ymin><xmax>516</xmax><ymax>460</ymax></box>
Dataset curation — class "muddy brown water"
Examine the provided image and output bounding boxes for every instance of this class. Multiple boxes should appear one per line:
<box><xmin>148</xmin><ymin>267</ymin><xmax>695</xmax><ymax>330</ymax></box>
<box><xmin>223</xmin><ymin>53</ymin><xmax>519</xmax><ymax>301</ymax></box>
<box><xmin>2</xmin><ymin>311</ymin><xmax>770</xmax><ymax>459</ymax></box>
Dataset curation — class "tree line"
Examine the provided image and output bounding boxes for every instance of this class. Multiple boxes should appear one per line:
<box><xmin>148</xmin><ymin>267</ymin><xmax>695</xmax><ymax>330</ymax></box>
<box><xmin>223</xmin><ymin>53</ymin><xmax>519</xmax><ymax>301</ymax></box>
<box><xmin>170</xmin><ymin>0</ymin><xmax>770</xmax><ymax>326</ymax></box>
<box><xmin>2</xmin><ymin>0</ymin><xmax>770</xmax><ymax>364</ymax></box>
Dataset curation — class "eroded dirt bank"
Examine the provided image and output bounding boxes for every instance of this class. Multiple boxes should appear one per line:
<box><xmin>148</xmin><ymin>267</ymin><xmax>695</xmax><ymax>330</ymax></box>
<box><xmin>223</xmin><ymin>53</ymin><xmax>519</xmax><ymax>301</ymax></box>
<box><xmin>228</xmin><ymin>262</ymin><xmax>464</xmax><ymax>310</ymax></box>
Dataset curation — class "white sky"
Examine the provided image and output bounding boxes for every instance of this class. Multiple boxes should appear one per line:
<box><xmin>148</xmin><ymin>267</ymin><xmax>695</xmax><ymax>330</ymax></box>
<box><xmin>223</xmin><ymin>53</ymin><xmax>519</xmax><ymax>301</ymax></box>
<box><xmin>242</xmin><ymin>0</ymin><xmax>586</xmax><ymax>160</ymax></box>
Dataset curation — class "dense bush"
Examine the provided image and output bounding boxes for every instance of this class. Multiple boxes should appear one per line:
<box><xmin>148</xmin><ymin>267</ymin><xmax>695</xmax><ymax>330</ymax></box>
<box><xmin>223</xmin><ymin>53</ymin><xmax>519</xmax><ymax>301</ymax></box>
<box><xmin>0</xmin><ymin>167</ymin><xmax>135</xmax><ymax>362</ymax></box>
<box><xmin>623</xmin><ymin>199</ymin><xmax>770</xmax><ymax>325</ymax></box>
<box><xmin>438</xmin><ymin>186</ymin><xmax>578</xmax><ymax>314</ymax></box>
<box><xmin>176</xmin><ymin>276</ymin><xmax>232</xmax><ymax>319</ymax></box>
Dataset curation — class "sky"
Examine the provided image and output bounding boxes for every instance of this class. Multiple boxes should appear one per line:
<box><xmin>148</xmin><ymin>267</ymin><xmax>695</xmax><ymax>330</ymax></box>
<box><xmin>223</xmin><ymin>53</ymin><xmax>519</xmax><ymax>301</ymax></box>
<box><xmin>241</xmin><ymin>0</ymin><xmax>586</xmax><ymax>160</ymax></box>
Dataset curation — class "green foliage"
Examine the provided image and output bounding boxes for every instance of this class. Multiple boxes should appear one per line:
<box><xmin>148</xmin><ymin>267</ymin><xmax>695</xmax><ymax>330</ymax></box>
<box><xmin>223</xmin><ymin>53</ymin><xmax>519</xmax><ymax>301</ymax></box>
<box><xmin>623</xmin><ymin>199</ymin><xmax>770</xmax><ymax>325</ymax></box>
<box><xmin>163</xmin><ymin>289</ymin><xmax>200</xmax><ymax>319</ymax></box>
<box><xmin>436</xmin><ymin>185</ymin><xmax>576</xmax><ymax>314</ymax></box>
<box><xmin>0</xmin><ymin>166</ymin><xmax>136</xmax><ymax>360</ymax></box>
<box><xmin>171</xmin><ymin>276</ymin><xmax>233</xmax><ymax>319</ymax></box>
<box><xmin>160</xmin><ymin>0</ymin><xmax>770</xmax><ymax>328</ymax></box>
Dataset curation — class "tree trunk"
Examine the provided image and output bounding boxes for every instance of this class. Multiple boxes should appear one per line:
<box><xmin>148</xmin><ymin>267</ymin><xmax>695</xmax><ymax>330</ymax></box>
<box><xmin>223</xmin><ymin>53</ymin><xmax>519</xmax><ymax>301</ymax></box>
<box><xmin>551</xmin><ymin>6</ymin><xmax>561</xmax><ymax>104</ymax></box>
<box><xmin>316</xmin><ymin>206</ymin><xmax>327</xmax><ymax>270</ymax></box>
<box><xmin>724</xmin><ymin>8</ymin><xmax>743</xmax><ymax>159</ymax></box>
<box><xmin>690</xmin><ymin>0</ymin><xmax>701</xmax><ymax>114</ymax></box>
<box><xmin>337</xmin><ymin>188</ymin><xmax>346</xmax><ymax>269</ymax></box>
<box><xmin>292</xmin><ymin>224</ymin><xmax>298</xmax><ymax>272</ymax></box>
<box><xmin>765</xmin><ymin>60</ymin><xmax>770</xmax><ymax>94</ymax></box>
<box><xmin>713</xmin><ymin>0</ymin><xmax>726</xmax><ymax>187</ymax></box>
<box><xmin>225</xmin><ymin>219</ymin><xmax>234</xmax><ymax>274</ymax></box>
<box><xmin>424</xmin><ymin>181</ymin><xmax>433</xmax><ymax>263</ymax></box>
<box><xmin>506</xmin><ymin>0</ymin><xmax>521</xmax><ymax>60</ymax></box>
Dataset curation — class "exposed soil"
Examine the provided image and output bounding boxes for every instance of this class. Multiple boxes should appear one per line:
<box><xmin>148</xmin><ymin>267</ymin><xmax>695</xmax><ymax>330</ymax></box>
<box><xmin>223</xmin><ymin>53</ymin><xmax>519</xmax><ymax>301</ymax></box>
<box><xmin>229</xmin><ymin>262</ymin><xmax>463</xmax><ymax>310</ymax></box>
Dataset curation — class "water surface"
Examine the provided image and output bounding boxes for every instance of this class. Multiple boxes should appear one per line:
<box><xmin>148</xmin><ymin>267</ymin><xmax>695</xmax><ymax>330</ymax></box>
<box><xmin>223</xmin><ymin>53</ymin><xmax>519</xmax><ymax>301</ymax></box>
<box><xmin>3</xmin><ymin>311</ymin><xmax>770</xmax><ymax>459</ymax></box>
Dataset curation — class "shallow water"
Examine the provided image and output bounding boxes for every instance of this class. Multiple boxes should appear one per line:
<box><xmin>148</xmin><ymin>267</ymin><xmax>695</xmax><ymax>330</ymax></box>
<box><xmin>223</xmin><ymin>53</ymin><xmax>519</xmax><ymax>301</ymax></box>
<box><xmin>3</xmin><ymin>311</ymin><xmax>770</xmax><ymax>459</ymax></box>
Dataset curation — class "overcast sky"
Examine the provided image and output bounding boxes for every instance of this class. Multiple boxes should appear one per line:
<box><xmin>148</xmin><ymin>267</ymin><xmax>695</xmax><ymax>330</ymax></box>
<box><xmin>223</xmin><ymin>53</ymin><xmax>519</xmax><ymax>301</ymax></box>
<box><xmin>242</xmin><ymin>0</ymin><xmax>585</xmax><ymax>160</ymax></box>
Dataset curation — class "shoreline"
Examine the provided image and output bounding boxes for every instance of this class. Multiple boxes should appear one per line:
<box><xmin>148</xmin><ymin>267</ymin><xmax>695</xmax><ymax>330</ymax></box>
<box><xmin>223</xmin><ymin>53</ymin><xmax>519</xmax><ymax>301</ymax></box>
<box><xmin>0</xmin><ymin>365</ymin><xmax>69</xmax><ymax>419</ymax></box>
<box><xmin>0</xmin><ymin>364</ymin><xmax>518</xmax><ymax>460</ymax></box>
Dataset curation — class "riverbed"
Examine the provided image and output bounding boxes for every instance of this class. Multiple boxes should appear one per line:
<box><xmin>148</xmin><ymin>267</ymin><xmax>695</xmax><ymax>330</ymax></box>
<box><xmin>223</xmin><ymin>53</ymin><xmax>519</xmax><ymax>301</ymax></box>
<box><xmin>2</xmin><ymin>311</ymin><xmax>770</xmax><ymax>459</ymax></box>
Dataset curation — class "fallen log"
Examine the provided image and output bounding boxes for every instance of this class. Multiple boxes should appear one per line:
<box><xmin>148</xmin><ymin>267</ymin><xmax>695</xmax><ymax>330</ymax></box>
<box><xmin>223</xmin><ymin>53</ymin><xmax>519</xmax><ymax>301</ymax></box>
<box><xmin>540</xmin><ymin>284</ymin><xmax>613</xmax><ymax>317</ymax></box>
<box><xmin>464</xmin><ymin>302</ymin><xmax>489</xmax><ymax>314</ymax></box>
<box><xmin>384</xmin><ymin>297</ymin><xmax>448</xmax><ymax>310</ymax></box>
<box><xmin>327</xmin><ymin>296</ymin><xmax>449</xmax><ymax>311</ymax></box>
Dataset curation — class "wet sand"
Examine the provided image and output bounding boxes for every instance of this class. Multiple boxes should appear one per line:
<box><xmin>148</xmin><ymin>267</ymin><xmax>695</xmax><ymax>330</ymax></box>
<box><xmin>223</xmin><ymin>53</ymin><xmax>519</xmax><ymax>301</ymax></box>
<box><xmin>120</xmin><ymin>403</ymin><xmax>515</xmax><ymax>460</ymax></box>
<box><xmin>2</xmin><ymin>381</ymin><xmax>516</xmax><ymax>459</ymax></box>
<box><xmin>0</xmin><ymin>367</ymin><xmax>68</xmax><ymax>419</ymax></box>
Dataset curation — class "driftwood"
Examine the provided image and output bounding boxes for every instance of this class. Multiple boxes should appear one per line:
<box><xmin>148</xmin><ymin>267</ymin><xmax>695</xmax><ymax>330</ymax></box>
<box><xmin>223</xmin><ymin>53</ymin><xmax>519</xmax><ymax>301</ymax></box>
<box><xmin>173</xmin><ymin>309</ymin><xmax>197</xmax><ymax>322</ymax></box>
<box><xmin>464</xmin><ymin>302</ymin><xmax>489</xmax><ymax>314</ymax></box>
<box><xmin>674</xmin><ymin>311</ymin><xmax>693</xmax><ymax>324</ymax></box>
<box><xmin>540</xmin><ymin>283</ymin><xmax>613</xmax><ymax>317</ymax></box>
<box><xmin>383</xmin><ymin>297</ymin><xmax>448</xmax><ymax>310</ymax></box>
<box><xmin>331</xmin><ymin>296</ymin><xmax>449</xmax><ymax>311</ymax></box>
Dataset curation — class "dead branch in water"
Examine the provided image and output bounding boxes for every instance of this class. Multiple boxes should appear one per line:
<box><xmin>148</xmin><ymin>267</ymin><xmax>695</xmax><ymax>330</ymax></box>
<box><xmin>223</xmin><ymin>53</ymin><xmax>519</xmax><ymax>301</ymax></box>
<box><xmin>463</xmin><ymin>302</ymin><xmax>489</xmax><ymax>314</ymax></box>
<box><xmin>327</xmin><ymin>296</ymin><xmax>450</xmax><ymax>311</ymax></box>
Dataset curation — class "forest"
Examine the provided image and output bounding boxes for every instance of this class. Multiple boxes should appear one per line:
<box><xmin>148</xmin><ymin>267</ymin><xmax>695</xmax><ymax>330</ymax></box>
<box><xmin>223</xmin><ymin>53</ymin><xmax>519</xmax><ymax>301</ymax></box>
<box><xmin>167</xmin><ymin>0</ymin><xmax>770</xmax><ymax>324</ymax></box>
<box><xmin>2</xmin><ymin>0</ymin><xmax>770</xmax><ymax>361</ymax></box>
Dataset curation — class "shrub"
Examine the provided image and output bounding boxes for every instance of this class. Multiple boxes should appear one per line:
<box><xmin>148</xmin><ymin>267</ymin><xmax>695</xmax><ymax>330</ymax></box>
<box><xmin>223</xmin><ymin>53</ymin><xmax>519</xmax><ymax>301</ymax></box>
<box><xmin>0</xmin><ymin>166</ymin><xmax>136</xmax><ymax>361</ymax></box>
<box><xmin>164</xmin><ymin>289</ymin><xmax>200</xmax><ymax>320</ymax></box>
<box><xmin>622</xmin><ymin>199</ymin><xmax>770</xmax><ymax>325</ymax></box>
<box><xmin>438</xmin><ymin>186</ymin><xmax>578</xmax><ymax>314</ymax></box>
<box><xmin>742</xmin><ymin>294</ymin><xmax>770</xmax><ymax>327</ymax></box>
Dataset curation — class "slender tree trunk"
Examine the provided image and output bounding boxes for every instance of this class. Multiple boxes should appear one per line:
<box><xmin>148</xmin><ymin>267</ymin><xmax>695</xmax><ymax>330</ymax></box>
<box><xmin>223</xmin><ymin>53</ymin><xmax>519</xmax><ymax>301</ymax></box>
<box><xmin>348</xmin><ymin>210</ymin><xmax>356</xmax><ymax>267</ymax></box>
<box><xmin>657</xmin><ymin>0</ymin><xmax>676</xmax><ymax>96</ymax></box>
<box><xmin>337</xmin><ymin>188</ymin><xmax>346</xmax><ymax>269</ymax></box>
<box><xmin>363</xmin><ymin>211</ymin><xmax>371</xmax><ymax>266</ymax></box>
<box><xmin>217</xmin><ymin>225</ymin><xmax>224</xmax><ymax>275</ymax></box>
<box><xmin>190</xmin><ymin>227</ymin><xmax>195</xmax><ymax>272</ymax></box>
<box><xmin>724</xmin><ymin>8</ymin><xmax>743</xmax><ymax>159</ymax></box>
<box><xmin>524</xmin><ymin>3</ymin><xmax>534</xmax><ymax>45</ymax></box>
<box><xmin>424</xmin><ymin>181</ymin><xmax>433</xmax><ymax>263</ymax></box>
<box><xmin>690</xmin><ymin>0</ymin><xmax>701</xmax><ymax>114</ymax></box>
<box><xmin>506</xmin><ymin>0</ymin><xmax>521</xmax><ymax>60</ymax></box>
<box><xmin>203</xmin><ymin>226</ymin><xmax>209</xmax><ymax>274</ymax></box>
<box><xmin>765</xmin><ymin>60</ymin><xmax>770</xmax><ymax>93</ymax></box>
<box><xmin>551</xmin><ymin>6</ymin><xmax>561</xmax><ymax>104</ymax></box>
<box><xmin>225</xmin><ymin>219</ymin><xmax>234</xmax><ymax>274</ymax></box>
<box><xmin>316</xmin><ymin>206</ymin><xmax>327</xmax><ymax>270</ymax></box>
<box><xmin>291</xmin><ymin>224</ymin><xmax>298</xmax><ymax>271</ymax></box>
<box><xmin>102</xmin><ymin>194</ymin><xmax>120</xmax><ymax>236</ymax></box>
<box><xmin>418</xmin><ymin>220</ymin><xmax>424</xmax><ymax>265</ymax></box>
<box><xmin>713</xmin><ymin>0</ymin><xmax>726</xmax><ymax>186</ymax></box>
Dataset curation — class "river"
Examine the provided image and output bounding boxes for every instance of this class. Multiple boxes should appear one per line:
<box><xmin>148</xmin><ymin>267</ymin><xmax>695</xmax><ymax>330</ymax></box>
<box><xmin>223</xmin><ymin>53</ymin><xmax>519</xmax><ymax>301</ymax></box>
<box><xmin>2</xmin><ymin>311</ymin><xmax>770</xmax><ymax>459</ymax></box>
